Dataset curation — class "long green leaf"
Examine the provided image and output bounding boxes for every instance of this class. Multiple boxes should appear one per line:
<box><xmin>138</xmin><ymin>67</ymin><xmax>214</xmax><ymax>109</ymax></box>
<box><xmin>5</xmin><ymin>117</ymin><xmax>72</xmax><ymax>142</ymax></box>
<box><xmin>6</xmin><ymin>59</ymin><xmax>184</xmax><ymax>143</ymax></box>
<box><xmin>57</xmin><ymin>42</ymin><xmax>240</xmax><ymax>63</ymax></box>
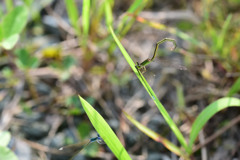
<box><xmin>79</xmin><ymin>96</ymin><xmax>132</xmax><ymax>160</ymax></box>
<box><xmin>104</xmin><ymin>0</ymin><xmax>113</xmax><ymax>27</ymax></box>
<box><xmin>108</xmin><ymin>26</ymin><xmax>189</xmax><ymax>153</ymax></box>
<box><xmin>188</xmin><ymin>97</ymin><xmax>240</xmax><ymax>152</ymax></box>
<box><xmin>217</xmin><ymin>14</ymin><xmax>232</xmax><ymax>53</ymax></box>
<box><xmin>124</xmin><ymin>111</ymin><xmax>183</xmax><ymax>156</ymax></box>
<box><xmin>82</xmin><ymin>0</ymin><xmax>91</xmax><ymax>36</ymax></box>
<box><xmin>64</xmin><ymin>0</ymin><xmax>80</xmax><ymax>36</ymax></box>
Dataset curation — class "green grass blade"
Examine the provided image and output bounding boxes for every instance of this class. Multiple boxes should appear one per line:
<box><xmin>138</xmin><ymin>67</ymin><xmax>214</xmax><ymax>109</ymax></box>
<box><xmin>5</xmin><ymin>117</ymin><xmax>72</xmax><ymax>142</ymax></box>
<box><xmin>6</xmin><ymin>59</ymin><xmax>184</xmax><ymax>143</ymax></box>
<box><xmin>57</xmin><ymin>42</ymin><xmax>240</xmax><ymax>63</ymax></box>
<box><xmin>79</xmin><ymin>96</ymin><xmax>132</xmax><ymax>160</ymax></box>
<box><xmin>109</xmin><ymin>26</ymin><xmax>189</xmax><ymax>153</ymax></box>
<box><xmin>217</xmin><ymin>14</ymin><xmax>232</xmax><ymax>53</ymax></box>
<box><xmin>227</xmin><ymin>77</ymin><xmax>240</xmax><ymax>96</ymax></box>
<box><xmin>104</xmin><ymin>0</ymin><xmax>113</xmax><ymax>27</ymax></box>
<box><xmin>64</xmin><ymin>0</ymin><xmax>81</xmax><ymax>36</ymax></box>
<box><xmin>124</xmin><ymin>111</ymin><xmax>183</xmax><ymax>156</ymax></box>
<box><xmin>82</xmin><ymin>0</ymin><xmax>91</xmax><ymax>37</ymax></box>
<box><xmin>116</xmin><ymin>0</ymin><xmax>147</xmax><ymax>35</ymax></box>
<box><xmin>108</xmin><ymin>0</ymin><xmax>147</xmax><ymax>54</ymax></box>
<box><xmin>188</xmin><ymin>97</ymin><xmax>240</xmax><ymax>152</ymax></box>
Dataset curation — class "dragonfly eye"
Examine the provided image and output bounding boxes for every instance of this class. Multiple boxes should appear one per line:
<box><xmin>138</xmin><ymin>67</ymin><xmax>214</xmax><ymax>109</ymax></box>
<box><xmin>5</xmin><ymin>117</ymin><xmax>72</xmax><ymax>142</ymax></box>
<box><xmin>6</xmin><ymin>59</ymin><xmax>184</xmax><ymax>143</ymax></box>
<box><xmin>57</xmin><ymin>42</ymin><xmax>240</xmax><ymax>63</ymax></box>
<box><xmin>96</xmin><ymin>134</ymin><xmax>105</xmax><ymax>144</ymax></box>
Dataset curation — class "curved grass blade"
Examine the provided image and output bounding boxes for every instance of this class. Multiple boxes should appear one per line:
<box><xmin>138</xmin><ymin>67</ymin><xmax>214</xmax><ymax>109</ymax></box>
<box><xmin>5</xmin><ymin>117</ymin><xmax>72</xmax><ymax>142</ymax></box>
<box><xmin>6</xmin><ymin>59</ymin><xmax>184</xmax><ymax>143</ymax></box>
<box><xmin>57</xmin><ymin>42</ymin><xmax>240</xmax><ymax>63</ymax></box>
<box><xmin>79</xmin><ymin>95</ymin><xmax>132</xmax><ymax>160</ymax></box>
<box><xmin>188</xmin><ymin>97</ymin><xmax>240</xmax><ymax>153</ymax></box>
<box><xmin>109</xmin><ymin>26</ymin><xmax>189</xmax><ymax>153</ymax></box>
<box><xmin>124</xmin><ymin>111</ymin><xmax>183</xmax><ymax>156</ymax></box>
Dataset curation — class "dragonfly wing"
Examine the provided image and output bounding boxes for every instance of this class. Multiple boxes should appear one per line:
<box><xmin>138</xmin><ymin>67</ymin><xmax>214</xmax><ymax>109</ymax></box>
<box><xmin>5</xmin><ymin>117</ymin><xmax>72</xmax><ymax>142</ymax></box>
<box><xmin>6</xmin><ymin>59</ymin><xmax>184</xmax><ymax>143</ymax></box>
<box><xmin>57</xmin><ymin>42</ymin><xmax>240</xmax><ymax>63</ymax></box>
<box><xmin>59</xmin><ymin>140</ymin><xmax>90</xmax><ymax>155</ymax></box>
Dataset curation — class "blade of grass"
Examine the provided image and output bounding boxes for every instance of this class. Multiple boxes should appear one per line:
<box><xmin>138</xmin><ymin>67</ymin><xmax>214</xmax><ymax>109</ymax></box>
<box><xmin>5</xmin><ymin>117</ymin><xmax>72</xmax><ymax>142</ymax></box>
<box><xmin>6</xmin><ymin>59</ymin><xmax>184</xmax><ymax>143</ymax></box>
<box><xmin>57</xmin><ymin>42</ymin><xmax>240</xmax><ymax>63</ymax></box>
<box><xmin>116</xmin><ymin>0</ymin><xmax>147</xmax><ymax>36</ymax></box>
<box><xmin>108</xmin><ymin>0</ymin><xmax>147</xmax><ymax>54</ymax></box>
<box><xmin>82</xmin><ymin>0</ymin><xmax>91</xmax><ymax>37</ymax></box>
<box><xmin>104</xmin><ymin>0</ymin><xmax>113</xmax><ymax>27</ymax></box>
<box><xmin>188</xmin><ymin>97</ymin><xmax>240</xmax><ymax>153</ymax></box>
<box><xmin>227</xmin><ymin>77</ymin><xmax>240</xmax><ymax>97</ymax></box>
<box><xmin>79</xmin><ymin>96</ymin><xmax>132</xmax><ymax>160</ymax></box>
<box><xmin>124</xmin><ymin>111</ymin><xmax>183</xmax><ymax>156</ymax></box>
<box><xmin>217</xmin><ymin>14</ymin><xmax>232</xmax><ymax>55</ymax></box>
<box><xmin>108</xmin><ymin>25</ymin><xmax>189</xmax><ymax>153</ymax></box>
<box><xmin>64</xmin><ymin>0</ymin><xmax>81</xmax><ymax>36</ymax></box>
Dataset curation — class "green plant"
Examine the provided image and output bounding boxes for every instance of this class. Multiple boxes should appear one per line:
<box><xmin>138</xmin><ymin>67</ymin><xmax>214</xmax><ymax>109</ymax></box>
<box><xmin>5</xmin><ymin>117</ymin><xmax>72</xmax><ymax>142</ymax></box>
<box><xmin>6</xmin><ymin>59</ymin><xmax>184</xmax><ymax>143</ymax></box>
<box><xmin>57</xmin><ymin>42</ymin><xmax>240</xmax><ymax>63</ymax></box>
<box><xmin>0</xmin><ymin>5</ymin><xmax>29</xmax><ymax>50</ymax></box>
<box><xmin>74</xmin><ymin>1</ymin><xmax>240</xmax><ymax>159</ymax></box>
<box><xmin>0</xmin><ymin>131</ymin><xmax>18</xmax><ymax>160</ymax></box>
<box><xmin>79</xmin><ymin>96</ymin><xmax>132</xmax><ymax>160</ymax></box>
<box><xmin>109</xmin><ymin>25</ymin><xmax>240</xmax><ymax>158</ymax></box>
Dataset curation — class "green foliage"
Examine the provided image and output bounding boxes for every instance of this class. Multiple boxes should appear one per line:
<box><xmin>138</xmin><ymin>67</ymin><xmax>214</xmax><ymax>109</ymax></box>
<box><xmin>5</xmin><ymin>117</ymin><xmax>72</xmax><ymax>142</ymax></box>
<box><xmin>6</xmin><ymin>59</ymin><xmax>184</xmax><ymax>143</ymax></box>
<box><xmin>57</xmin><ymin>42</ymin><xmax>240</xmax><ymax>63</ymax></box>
<box><xmin>109</xmin><ymin>25</ymin><xmax>189</xmax><ymax>152</ymax></box>
<box><xmin>0</xmin><ymin>147</ymin><xmax>18</xmax><ymax>160</ymax></box>
<box><xmin>14</xmin><ymin>48</ymin><xmax>40</xmax><ymax>69</ymax></box>
<box><xmin>104</xmin><ymin>0</ymin><xmax>113</xmax><ymax>27</ymax></box>
<box><xmin>227</xmin><ymin>77</ymin><xmax>240</xmax><ymax>96</ymax></box>
<box><xmin>64</xmin><ymin>0</ymin><xmax>80</xmax><ymax>36</ymax></box>
<box><xmin>79</xmin><ymin>96</ymin><xmax>132</xmax><ymax>160</ymax></box>
<box><xmin>188</xmin><ymin>97</ymin><xmax>240</xmax><ymax>152</ymax></box>
<box><xmin>82</xmin><ymin>0</ymin><xmax>91</xmax><ymax>37</ymax></box>
<box><xmin>0</xmin><ymin>131</ymin><xmax>11</xmax><ymax>147</ymax></box>
<box><xmin>108</xmin><ymin>24</ymin><xmax>240</xmax><ymax>157</ymax></box>
<box><xmin>0</xmin><ymin>131</ymin><xmax>18</xmax><ymax>160</ymax></box>
<box><xmin>0</xmin><ymin>5</ymin><xmax>28</xmax><ymax>50</ymax></box>
<box><xmin>77</xmin><ymin>122</ymin><xmax>91</xmax><ymax>139</ymax></box>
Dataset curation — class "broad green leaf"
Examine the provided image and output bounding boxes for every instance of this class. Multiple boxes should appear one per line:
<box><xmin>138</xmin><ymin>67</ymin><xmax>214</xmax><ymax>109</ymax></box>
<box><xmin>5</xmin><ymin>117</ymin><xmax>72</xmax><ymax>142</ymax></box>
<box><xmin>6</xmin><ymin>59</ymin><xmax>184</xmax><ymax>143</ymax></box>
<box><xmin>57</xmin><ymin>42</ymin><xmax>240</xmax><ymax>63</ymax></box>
<box><xmin>0</xmin><ymin>34</ymin><xmax>19</xmax><ymax>50</ymax></box>
<box><xmin>79</xmin><ymin>96</ymin><xmax>132</xmax><ymax>160</ymax></box>
<box><xmin>124</xmin><ymin>112</ymin><xmax>183</xmax><ymax>156</ymax></box>
<box><xmin>0</xmin><ymin>146</ymin><xmax>18</xmax><ymax>160</ymax></box>
<box><xmin>188</xmin><ymin>97</ymin><xmax>240</xmax><ymax>152</ymax></box>
<box><xmin>2</xmin><ymin>5</ymin><xmax>28</xmax><ymax>38</ymax></box>
<box><xmin>0</xmin><ymin>131</ymin><xmax>11</xmax><ymax>147</ymax></box>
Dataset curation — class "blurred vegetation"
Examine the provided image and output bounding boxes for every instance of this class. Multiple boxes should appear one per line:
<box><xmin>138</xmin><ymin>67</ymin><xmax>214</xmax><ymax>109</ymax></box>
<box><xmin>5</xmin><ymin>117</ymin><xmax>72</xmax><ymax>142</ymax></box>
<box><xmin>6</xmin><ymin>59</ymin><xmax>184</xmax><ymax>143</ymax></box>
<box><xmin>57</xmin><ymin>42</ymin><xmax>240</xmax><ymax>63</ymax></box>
<box><xmin>0</xmin><ymin>0</ymin><xmax>240</xmax><ymax>160</ymax></box>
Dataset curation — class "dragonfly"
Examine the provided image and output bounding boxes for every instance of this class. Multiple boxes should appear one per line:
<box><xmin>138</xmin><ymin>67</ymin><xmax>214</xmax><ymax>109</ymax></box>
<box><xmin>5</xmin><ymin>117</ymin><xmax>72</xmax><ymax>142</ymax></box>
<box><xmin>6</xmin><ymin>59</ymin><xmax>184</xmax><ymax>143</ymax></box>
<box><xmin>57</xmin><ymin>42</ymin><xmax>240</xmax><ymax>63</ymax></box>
<box><xmin>135</xmin><ymin>38</ymin><xmax>180</xmax><ymax>73</ymax></box>
<box><xmin>59</xmin><ymin>134</ymin><xmax>105</xmax><ymax>155</ymax></box>
<box><xmin>133</xmin><ymin>38</ymin><xmax>186</xmax><ymax>99</ymax></box>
